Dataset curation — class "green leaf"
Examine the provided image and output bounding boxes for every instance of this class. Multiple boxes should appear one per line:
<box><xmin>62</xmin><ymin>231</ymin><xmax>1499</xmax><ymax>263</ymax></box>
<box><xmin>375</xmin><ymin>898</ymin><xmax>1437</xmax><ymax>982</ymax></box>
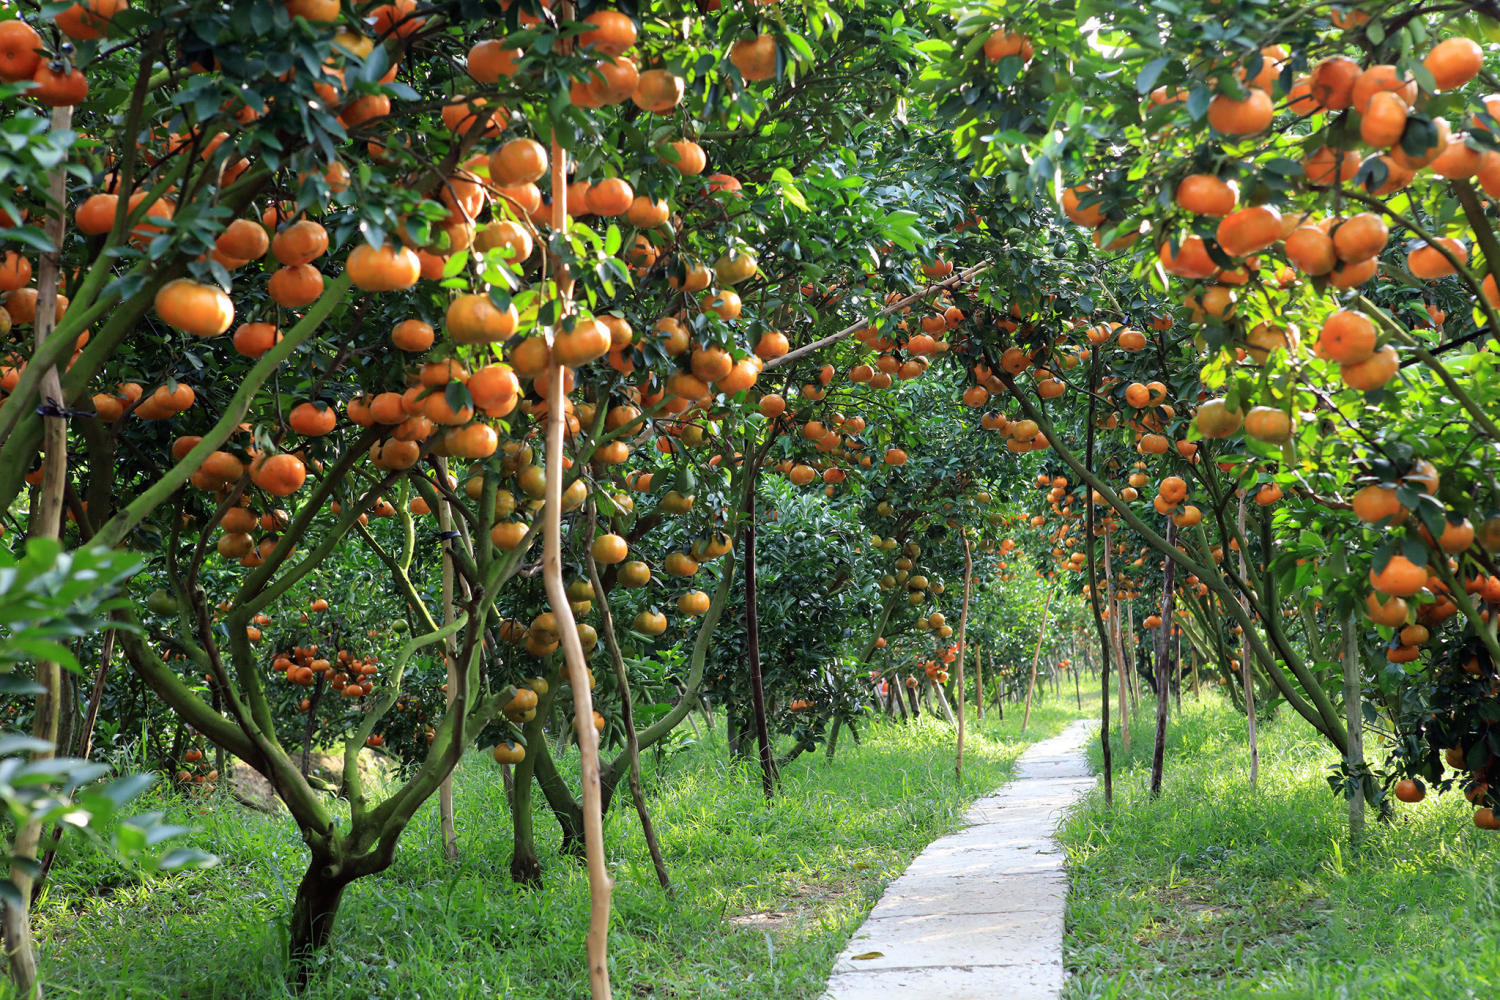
<box><xmin>1135</xmin><ymin>56</ymin><xmax>1169</xmax><ymax>96</ymax></box>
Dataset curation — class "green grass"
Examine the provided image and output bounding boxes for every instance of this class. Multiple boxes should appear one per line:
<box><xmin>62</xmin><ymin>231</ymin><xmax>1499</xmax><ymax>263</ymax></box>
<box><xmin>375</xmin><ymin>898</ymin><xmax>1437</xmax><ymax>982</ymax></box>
<box><xmin>1061</xmin><ymin>693</ymin><xmax>1500</xmax><ymax>1000</ymax></box>
<box><xmin>25</xmin><ymin>696</ymin><xmax>1083</xmax><ymax>999</ymax></box>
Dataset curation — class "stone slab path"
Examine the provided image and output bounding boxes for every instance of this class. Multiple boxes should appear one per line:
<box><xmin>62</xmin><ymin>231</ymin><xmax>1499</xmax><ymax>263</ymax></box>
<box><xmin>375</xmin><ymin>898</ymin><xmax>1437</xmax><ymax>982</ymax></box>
<box><xmin>823</xmin><ymin>719</ymin><xmax>1097</xmax><ymax>1000</ymax></box>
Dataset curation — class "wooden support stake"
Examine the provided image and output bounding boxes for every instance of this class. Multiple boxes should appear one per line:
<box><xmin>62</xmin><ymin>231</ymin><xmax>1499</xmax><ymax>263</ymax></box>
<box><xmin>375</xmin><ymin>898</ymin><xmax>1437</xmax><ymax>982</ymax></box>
<box><xmin>545</xmin><ymin>97</ymin><xmax>612</xmax><ymax>1000</ymax></box>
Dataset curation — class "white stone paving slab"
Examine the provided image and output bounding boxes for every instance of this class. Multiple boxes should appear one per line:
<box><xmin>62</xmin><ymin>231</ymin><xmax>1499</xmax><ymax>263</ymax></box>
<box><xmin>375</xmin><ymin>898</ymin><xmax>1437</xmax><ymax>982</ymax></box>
<box><xmin>822</xmin><ymin>719</ymin><xmax>1096</xmax><ymax>1000</ymax></box>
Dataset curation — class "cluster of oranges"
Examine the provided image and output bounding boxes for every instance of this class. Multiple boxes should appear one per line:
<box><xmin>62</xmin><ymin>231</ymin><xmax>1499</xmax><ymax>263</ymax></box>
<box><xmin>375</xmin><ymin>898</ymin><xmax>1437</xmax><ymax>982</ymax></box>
<box><xmin>272</xmin><ymin>642</ymin><xmax>380</xmax><ymax>703</ymax></box>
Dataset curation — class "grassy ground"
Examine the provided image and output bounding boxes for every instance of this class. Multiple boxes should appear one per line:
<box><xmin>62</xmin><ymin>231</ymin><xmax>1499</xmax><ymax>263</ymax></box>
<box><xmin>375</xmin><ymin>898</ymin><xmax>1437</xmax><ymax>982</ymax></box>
<box><xmin>1061</xmin><ymin>692</ymin><xmax>1500</xmax><ymax>1000</ymax></box>
<box><xmin>26</xmin><ymin>694</ymin><xmax>1083</xmax><ymax>1000</ymax></box>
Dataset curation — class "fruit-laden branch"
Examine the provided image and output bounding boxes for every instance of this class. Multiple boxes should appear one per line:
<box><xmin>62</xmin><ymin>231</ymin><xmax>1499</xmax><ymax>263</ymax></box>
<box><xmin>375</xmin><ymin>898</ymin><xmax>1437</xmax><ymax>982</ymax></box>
<box><xmin>352</xmin><ymin>519</ymin><xmax>442</xmax><ymax>635</ymax></box>
<box><xmin>1182</xmin><ymin>448</ymin><xmax>1347</xmax><ymax>743</ymax></box>
<box><xmin>0</xmin><ymin>154</ymin><xmax>197</xmax><ymax>459</ymax></box>
<box><xmin>604</xmin><ymin>545</ymin><xmax>739</xmax><ymax>784</ymax></box>
<box><xmin>1006</xmin><ymin>379</ymin><xmax>1347</xmax><ymax>754</ymax></box>
<box><xmin>1355</xmin><ymin>294</ymin><xmax>1500</xmax><ymax>443</ymax></box>
<box><xmin>1083</xmin><ymin>348</ymin><xmax>1114</xmax><ymax>804</ymax></box>
<box><xmin>764</xmin><ymin>261</ymin><xmax>991</xmax><ymax>371</ymax></box>
<box><xmin>222</xmin><ymin>463</ymin><xmax>408</xmax><ymax>747</ymax></box>
<box><xmin>343</xmin><ymin>615</ymin><xmax>468</xmax><ymax>822</ymax></box>
<box><xmin>585</xmin><ymin>496</ymin><xmax>672</xmax><ymax>893</ymax></box>
<box><xmin>92</xmin><ymin>272</ymin><xmax>355</xmax><ymax>548</ymax></box>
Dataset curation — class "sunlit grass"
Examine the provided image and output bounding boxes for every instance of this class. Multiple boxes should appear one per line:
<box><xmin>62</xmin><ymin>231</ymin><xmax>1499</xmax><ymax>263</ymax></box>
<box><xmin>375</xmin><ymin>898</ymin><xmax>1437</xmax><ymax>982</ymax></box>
<box><xmin>27</xmin><ymin>695</ymin><xmax>1086</xmax><ymax>999</ymax></box>
<box><xmin>1061</xmin><ymin>694</ymin><xmax>1500</xmax><ymax>1000</ymax></box>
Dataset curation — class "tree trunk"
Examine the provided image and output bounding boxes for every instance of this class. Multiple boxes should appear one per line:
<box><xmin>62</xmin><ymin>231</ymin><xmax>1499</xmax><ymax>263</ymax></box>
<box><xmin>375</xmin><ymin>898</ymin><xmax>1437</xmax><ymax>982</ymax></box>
<box><xmin>38</xmin><ymin>629</ymin><xmax>118</xmax><ymax>888</ymax></box>
<box><xmin>954</xmin><ymin>531</ymin><xmax>973</xmax><ymax>781</ymax></box>
<box><xmin>1344</xmin><ymin>618</ymin><xmax>1365</xmax><ymax>842</ymax></box>
<box><xmin>5</xmin><ymin>103</ymin><xmax>74</xmax><ymax>1000</ymax></box>
<box><xmin>1103</xmin><ymin>538</ymin><xmax>1130</xmax><ymax>753</ymax></box>
<box><xmin>509</xmin><ymin>752</ymin><xmax>542</xmax><ymax>886</ymax></box>
<box><xmin>436</xmin><ymin>457</ymin><xmax>459</xmax><ymax>862</ymax></box>
<box><xmin>1237</xmin><ymin>493</ymin><xmax>1259</xmax><ymax>790</ymax></box>
<box><xmin>975</xmin><ymin>646</ymin><xmax>984</xmax><ymax>721</ymax></box>
<box><xmin>1149</xmin><ymin>518</ymin><xmax>1177</xmax><ymax>799</ymax></box>
<box><xmin>288</xmin><ymin>862</ymin><xmax>352</xmax><ymax>989</ymax></box>
<box><xmin>743</xmin><ymin>476</ymin><xmax>775</xmax><ymax>797</ymax></box>
<box><xmin>1021</xmin><ymin>591</ymin><xmax>1054</xmax><ymax>732</ymax></box>
<box><xmin>1083</xmin><ymin>362</ymin><xmax>1113</xmax><ymax>804</ymax></box>
<box><xmin>932</xmin><ymin>680</ymin><xmax>956</xmax><ymax>724</ymax></box>
<box><xmin>532</xmin><ymin>741</ymin><xmax>587</xmax><ymax>859</ymax></box>
<box><xmin>586</xmin><ymin>501</ymin><xmax>671</xmax><ymax>894</ymax></box>
<box><xmin>1172</xmin><ymin>628</ymin><xmax>1182</xmax><ymax>713</ymax></box>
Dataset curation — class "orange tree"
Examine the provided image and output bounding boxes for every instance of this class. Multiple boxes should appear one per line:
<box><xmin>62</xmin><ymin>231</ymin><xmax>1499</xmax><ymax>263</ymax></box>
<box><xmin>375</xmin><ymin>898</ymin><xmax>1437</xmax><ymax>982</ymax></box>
<box><xmin>0</xmin><ymin>0</ymin><xmax>1063</xmax><ymax>991</ymax></box>
<box><xmin>913</xmin><ymin>0</ymin><xmax>1500</xmax><ymax>823</ymax></box>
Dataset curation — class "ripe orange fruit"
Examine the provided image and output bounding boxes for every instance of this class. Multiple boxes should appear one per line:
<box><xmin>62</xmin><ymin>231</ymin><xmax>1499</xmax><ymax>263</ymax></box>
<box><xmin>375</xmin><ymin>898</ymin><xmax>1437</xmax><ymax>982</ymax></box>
<box><xmin>1304</xmin><ymin>146</ymin><xmax>1360</xmax><ymax>186</ymax></box>
<box><xmin>1341</xmin><ymin>345</ymin><xmax>1398</xmax><ymax>391</ymax></box>
<box><xmin>729</xmin><ymin>34</ymin><xmax>777</xmax><ymax>82</ymax></box>
<box><xmin>233</xmin><ymin>322</ymin><xmax>281</xmax><ymax>358</ymax></box>
<box><xmin>1328</xmin><ymin>256</ymin><xmax>1378</xmax><ymax>290</ymax></box>
<box><xmin>271</xmin><ymin>220</ymin><xmax>329</xmax><ymax>266</ymax></box>
<box><xmin>154</xmin><ymin>279</ymin><xmax>234</xmax><ymax>338</ymax></box>
<box><xmin>1174</xmin><ymin>174</ymin><xmax>1238</xmax><ymax>216</ymax></box>
<box><xmin>467</xmin><ymin>40</ymin><xmax>522</xmax><ymax>83</ymax></box>
<box><xmin>1207</xmin><ymin>88</ymin><xmax>1272</xmax><ymax>134</ymax></box>
<box><xmin>1369</xmin><ymin>553</ymin><xmax>1428</xmax><ymax>597</ymax></box>
<box><xmin>1393</xmin><ymin>778</ymin><xmax>1425</xmax><ymax>803</ymax></box>
<box><xmin>1284</xmin><ymin>226</ymin><xmax>1336</xmax><ymax>275</ymax></box>
<box><xmin>983</xmin><ymin>28</ymin><xmax>1034</xmax><ymax>62</ymax></box>
<box><xmin>1359</xmin><ymin>90</ymin><xmax>1408</xmax><ymax>148</ymax></box>
<box><xmin>579</xmin><ymin>10</ymin><xmax>637</xmax><ymax>56</ymax></box>
<box><xmin>1352</xmin><ymin>484</ymin><xmax>1405</xmax><ymax>524</ymax></box>
<box><xmin>1195</xmin><ymin>399</ymin><xmax>1243</xmax><ymax>438</ymax></box>
<box><xmin>268</xmin><ymin>264</ymin><xmax>324</xmax><ymax>307</ymax></box>
<box><xmin>1425</xmin><ymin>37</ymin><xmax>1483</xmax><ymax>92</ymax></box>
<box><xmin>1331</xmin><ymin>213</ymin><xmax>1389</xmax><ymax>263</ymax></box>
<box><xmin>1243</xmin><ymin>406</ymin><xmax>1291</xmax><ymax>443</ymax></box>
<box><xmin>0</xmin><ymin>251</ymin><xmax>32</xmax><ymax>292</ymax></box>
<box><xmin>390</xmin><ymin>319</ymin><xmax>434</xmax><ymax>352</ymax></box>
<box><xmin>490</xmin><ymin>137</ymin><xmax>548</xmax><ymax>185</ymax></box>
<box><xmin>0</xmin><ymin>20</ymin><xmax>44</xmax><ymax>83</ymax></box>
<box><xmin>632</xmin><ymin>69</ymin><xmax>685</xmax><ymax>113</ymax></box>
<box><xmin>1366</xmin><ymin>592</ymin><xmax>1409</xmax><ymax>626</ymax></box>
<box><xmin>1314</xmin><ymin>311</ymin><xmax>1376</xmax><ymax>365</ymax></box>
<box><xmin>553</xmin><ymin>317</ymin><xmax>611</xmax><ymax>367</ymax></box>
<box><xmin>288</xmin><ymin>401</ymin><xmax>336</xmax><ymax>436</ymax></box>
<box><xmin>347</xmin><ymin>243</ymin><xmax>421</xmax><ymax>291</ymax></box>
<box><xmin>677</xmin><ymin>590</ymin><xmax>711</xmax><ymax>615</ymax></box>
<box><xmin>1310</xmin><ymin>56</ymin><xmax>1360</xmax><ymax>110</ymax></box>
<box><xmin>587</xmin><ymin>177</ymin><xmax>634</xmax><ymax>217</ymax></box>
<box><xmin>217</xmin><ymin>218</ymin><xmax>271</xmax><ymax>260</ymax></box>
<box><xmin>1157</xmin><ymin>235</ymin><xmax>1217</xmax><ymax>279</ymax></box>
<box><xmin>31</xmin><ymin>64</ymin><xmax>90</xmax><ymax>106</ymax></box>
<box><xmin>1061</xmin><ymin>185</ymin><xmax>1105</xmax><ymax>227</ymax></box>
<box><xmin>1216</xmin><ymin>205</ymin><xmax>1281</xmax><ymax>257</ymax></box>
<box><xmin>1350</xmin><ymin>64</ymin><xmax>1416</xmax><ymax>115</ymax></box>
<box><xmin>1407</xmin><ymin>238</ymin><xmax>1467</xmax><ymax>279</ymax></box>
<box><xmin>1429</xmin><ymin>136</ymin><xmax>1483</xmax><ymax>182</ymax></box>
<box><xmin>250</xmin><ymin>453</ymin><xmax>307</xmax><ymax>497</ymax></box>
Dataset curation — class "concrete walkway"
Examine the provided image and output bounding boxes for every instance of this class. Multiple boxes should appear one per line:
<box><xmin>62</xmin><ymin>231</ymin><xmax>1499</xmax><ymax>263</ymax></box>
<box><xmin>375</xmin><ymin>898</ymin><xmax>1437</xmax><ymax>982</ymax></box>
<box><xmin>823</xmin><ymin>719</ymin><xmax>1096</xmax><ymax>1000</ymax></box>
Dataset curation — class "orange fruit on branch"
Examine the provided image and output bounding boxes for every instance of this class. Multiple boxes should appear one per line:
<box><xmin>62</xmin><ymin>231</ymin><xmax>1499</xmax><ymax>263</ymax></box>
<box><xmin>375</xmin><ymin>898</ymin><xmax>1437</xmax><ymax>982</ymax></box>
<box><xmin>154</xmin><ymin>279</ymin><xmax>234</xmax><ymax>338</ymax></box>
